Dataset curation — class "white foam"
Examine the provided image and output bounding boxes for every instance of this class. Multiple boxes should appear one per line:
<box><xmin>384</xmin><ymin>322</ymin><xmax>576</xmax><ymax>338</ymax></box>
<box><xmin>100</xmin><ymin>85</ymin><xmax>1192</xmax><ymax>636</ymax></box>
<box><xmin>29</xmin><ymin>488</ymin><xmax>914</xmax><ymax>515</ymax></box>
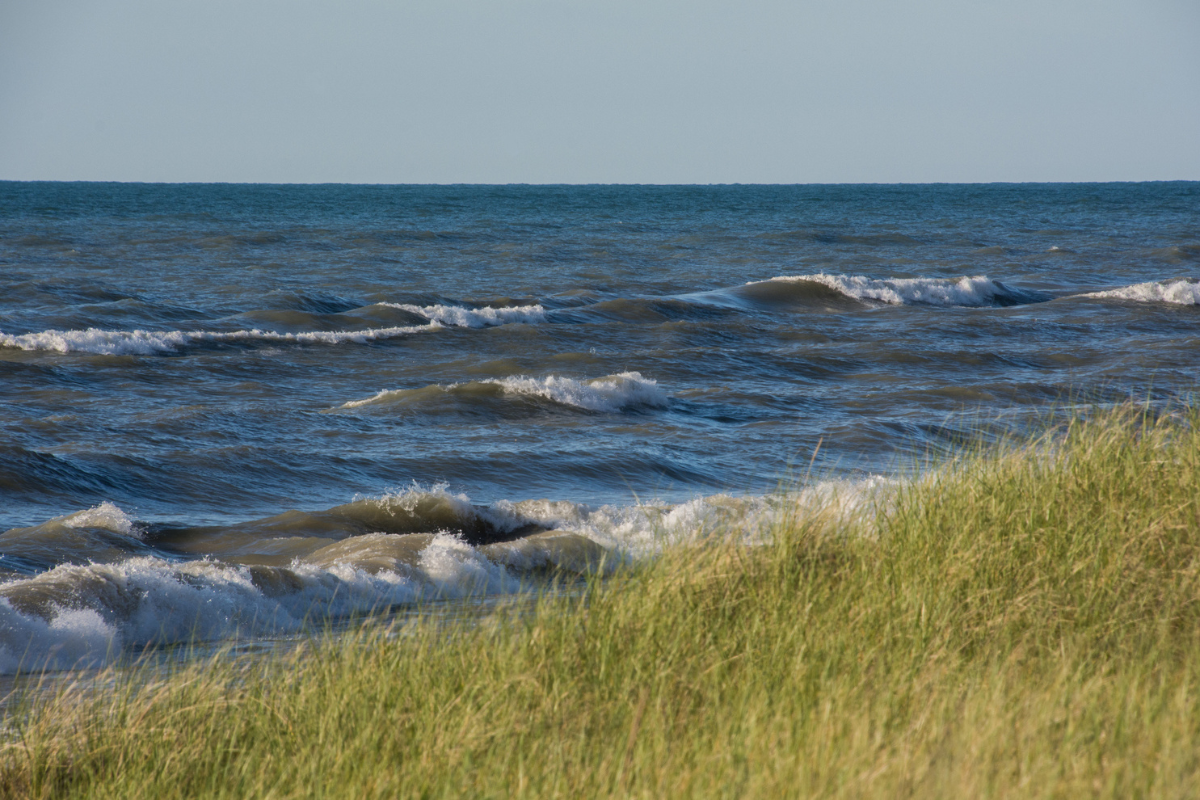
<box><xmin>418</xmin><ymin>536</ymin><xmax>522</xmax><ymax>595</ymax></box>
<box><xmin>0</xmin><ymin>480</ymin><xmax>897</xmax><ymax>673</ymax></box>
<box><xmin>761</xmin><ymin>274</ymin><xmax>1023</xmax><ymax>307</ymax></box>
<box><xmin>0</xmin><ymin>302</ymin><xmax>546</xmax><ymax>355</ymax></box>
<box><xmin>0</xmin><ymin>323</ymin><xmax>436</xmax><ymax>355</ymax></box>
<box><xmin>61</xmin><ymin>501</ymin><xmax>143</xmax><ymax>539</ymax></box>
<box><xmin>0</xmin><ymin>534</ymin><xmax>519</xmax><ymax>674</ymax></box>
<box><xmin>379</xmin><ymin>302</ymin><xmax>546</xmax><ymax>328</ymax></box>
<box><xmin>489</xmin><ymin>474</ymin><xmax>897</xmax><ymax>559</ymax></box>
<box><xmin>339</xmin><ymin>390</ymin><xmax>401</xmax><ymax>409</ymax></box>
<box><xmin>1082</xmin><ymin>279</ymin><xmax>1200</xmax><ymax>306</ymax></box>
<box><xmin>489</xmin><ymin>372</ymin><xmax>669</xmax><ymax>412</ymax></box>
<box><xmin>363</xmin><ymin>481</ymin><xmax>530</xmax><ymax>536</ymax></box>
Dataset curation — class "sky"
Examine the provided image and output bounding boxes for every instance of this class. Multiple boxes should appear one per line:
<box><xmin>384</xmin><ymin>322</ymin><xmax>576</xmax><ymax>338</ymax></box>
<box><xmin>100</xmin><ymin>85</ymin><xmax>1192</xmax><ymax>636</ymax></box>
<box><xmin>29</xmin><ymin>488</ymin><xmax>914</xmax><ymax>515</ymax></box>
<box><xmin>1</xmin><ymin>0</ymin><xmax>1198</xmax><ymax>184</ymax></box>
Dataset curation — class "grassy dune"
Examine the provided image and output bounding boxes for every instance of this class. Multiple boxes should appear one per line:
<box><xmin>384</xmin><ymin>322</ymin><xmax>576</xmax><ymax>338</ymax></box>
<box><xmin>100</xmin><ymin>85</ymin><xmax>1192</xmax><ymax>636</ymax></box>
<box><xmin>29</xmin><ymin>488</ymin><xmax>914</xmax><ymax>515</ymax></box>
<box><xmin>4</xmin><ymin>407</ymin><xmax>1200</xmax><ymax>798</ymax></box>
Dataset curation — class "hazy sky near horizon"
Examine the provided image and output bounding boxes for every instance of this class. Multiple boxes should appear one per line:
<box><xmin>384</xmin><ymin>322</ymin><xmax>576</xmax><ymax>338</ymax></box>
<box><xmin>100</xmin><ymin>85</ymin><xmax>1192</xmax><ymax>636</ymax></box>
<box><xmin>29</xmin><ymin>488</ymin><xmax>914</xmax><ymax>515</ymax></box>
<box><xmin>2</xmin><ymin>0</ymin><xmax>1198</xmax><ymax>184</ymax></box>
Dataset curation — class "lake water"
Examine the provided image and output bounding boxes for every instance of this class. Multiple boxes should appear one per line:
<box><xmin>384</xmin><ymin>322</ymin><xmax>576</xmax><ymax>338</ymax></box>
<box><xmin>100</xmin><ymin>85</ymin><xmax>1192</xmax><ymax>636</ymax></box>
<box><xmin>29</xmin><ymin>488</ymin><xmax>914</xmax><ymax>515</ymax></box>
<box><xmin>2</xmin><ymin>182</ymin><xmax>1197</xmax><ymax>671</ymax></box>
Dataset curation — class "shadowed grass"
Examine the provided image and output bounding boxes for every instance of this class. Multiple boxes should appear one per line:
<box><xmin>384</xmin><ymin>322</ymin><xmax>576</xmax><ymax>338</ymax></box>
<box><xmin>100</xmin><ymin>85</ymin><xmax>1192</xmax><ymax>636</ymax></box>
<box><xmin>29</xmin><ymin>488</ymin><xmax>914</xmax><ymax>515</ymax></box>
<box><xmin>3</xmin><ymin>405</ymin><xmax>1200</xmax><ymax>798</ymax></box>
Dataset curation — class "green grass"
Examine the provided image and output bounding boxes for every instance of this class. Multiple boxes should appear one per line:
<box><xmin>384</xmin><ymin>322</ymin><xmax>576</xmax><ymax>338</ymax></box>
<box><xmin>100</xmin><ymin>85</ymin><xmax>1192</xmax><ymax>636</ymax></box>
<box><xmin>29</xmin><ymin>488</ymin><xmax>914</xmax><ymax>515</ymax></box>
<box><xmin>4</xmin><ymin>405</ymin><xmax>1200</xmax><ymax>798</ymax></box>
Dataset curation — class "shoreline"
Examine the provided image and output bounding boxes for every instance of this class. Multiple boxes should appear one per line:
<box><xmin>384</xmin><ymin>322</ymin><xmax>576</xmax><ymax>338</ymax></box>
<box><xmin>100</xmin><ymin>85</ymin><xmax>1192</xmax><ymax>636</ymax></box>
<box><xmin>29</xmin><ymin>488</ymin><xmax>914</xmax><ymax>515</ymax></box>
<box><xmin>5</xmin><ymin>405</ymin><xmax>1199</xmax><ymax>798</ymax></box>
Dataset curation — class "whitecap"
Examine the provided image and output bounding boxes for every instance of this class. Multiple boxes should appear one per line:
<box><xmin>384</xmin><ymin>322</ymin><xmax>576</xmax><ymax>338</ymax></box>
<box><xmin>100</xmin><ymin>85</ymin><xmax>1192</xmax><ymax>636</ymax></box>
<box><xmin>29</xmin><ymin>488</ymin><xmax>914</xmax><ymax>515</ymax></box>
<box><xmin>489</xmin><ymin>474</ymin><xmax>897</xmax><ymax>559</ymax></box>
<box><xmin>1082</xmin><ymin>279</ymin><xmax>1200</xmax><ymax>306</ymax></box>
<box><xmin>0</xmin><ymin>323</ymin><xmax>436</xmax><ymax>355</ymax></box>
<box><xmin>61</xmin><ymin>501</ymin><xmax>144</xmax><ymax>540</ymax></box>
<box><xmin>0</xmin><ymin>535</ymin><xmax>520</xmax><ymax>674</ymax></box>
<box><xmin>0</xmin><ymin>479</ymin><xmax>898</xmax><ymax>673</ymax></box>
<box><xmin>0</xmin><ymin>302</ymin><xmax>547</xmax><ymax>355</ymax></box>
<box><xmin>379</xmin><ymin>302</ymin><xmax>546</xmax><ymax>327</ymax></box>
<box><xmin>488</xmin><ymin>372</ymin><xmax>668</xmax><ymax>412</ymax></box>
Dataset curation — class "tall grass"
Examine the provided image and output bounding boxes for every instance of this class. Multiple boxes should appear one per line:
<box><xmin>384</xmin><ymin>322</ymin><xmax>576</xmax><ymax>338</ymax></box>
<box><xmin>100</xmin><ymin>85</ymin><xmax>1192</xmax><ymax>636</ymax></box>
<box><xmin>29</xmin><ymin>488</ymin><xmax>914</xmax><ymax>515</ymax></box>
<box><xmin>4</xmin><ymin>405</ymin><xmax>1200</xmax><ymax>798</ymax></box>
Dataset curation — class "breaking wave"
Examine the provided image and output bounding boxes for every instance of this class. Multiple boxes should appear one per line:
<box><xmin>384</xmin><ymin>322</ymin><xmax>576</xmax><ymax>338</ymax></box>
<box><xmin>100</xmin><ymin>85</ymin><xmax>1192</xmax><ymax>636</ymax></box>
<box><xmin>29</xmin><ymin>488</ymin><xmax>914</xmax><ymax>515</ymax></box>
<box><xmin>0</xmin><ymin>544</ymin><xmax>516</xmax><ymax>673</ymax></box>
<box><xmin>755</xmin><ymin>274</ymin><xmax>1046</xmax><ymax>308</ymax></box>
<box><xmin>340</xmin><ymin>372</ymin><xmax>669</xmax><ymax>414</ymax></box>
<box><xmin>61</xmin><ymin>501</ymin><xmax>145</xmax><ymax>540</ymax></box>
<box><xmin>0</xmin><ymin>323</ymin><xmax>434</xmax><ymax>355</ymax></box>
<box><xmin>0</xmin><ymin>303</ymin><xmax>544</xmax><ymax>355</ymax></box>
<box><xmin>379</xmin><ymin>302</ymin><xmax>546</xmax><ymax>327</ymax></box>
<box><xmin>1082</xmin><ymin>279</ymin><xmax>1200</xmax><ymax>306</ymax></box>
<box><xmin>0</xmin><ymin>478</ymin><xmax>893</xmax><ymax>673</ymax></box>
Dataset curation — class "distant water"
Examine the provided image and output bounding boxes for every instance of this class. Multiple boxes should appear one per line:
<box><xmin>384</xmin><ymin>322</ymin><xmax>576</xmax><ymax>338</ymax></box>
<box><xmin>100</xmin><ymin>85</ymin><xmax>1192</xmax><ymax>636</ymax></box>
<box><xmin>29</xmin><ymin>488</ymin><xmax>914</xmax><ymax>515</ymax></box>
<box><xmin>2</xmin><ymin>182</ymin><xmax>1198</xmax><ymax>671</ymax></box>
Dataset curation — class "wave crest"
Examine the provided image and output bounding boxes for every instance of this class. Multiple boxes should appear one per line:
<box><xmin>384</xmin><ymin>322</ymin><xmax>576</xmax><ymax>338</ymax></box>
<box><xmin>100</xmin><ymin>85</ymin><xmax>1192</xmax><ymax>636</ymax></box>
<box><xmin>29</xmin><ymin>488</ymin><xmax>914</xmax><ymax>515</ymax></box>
<box><xmin>379</xmin><ymin>302</ymin><xmax>546</xmax><ymax>327</ymax></box>
<box><xmin>61</xmin><ymin>501</ymin><xmax>144</xmax><ymax>539</ymax></box>
<box><xmin>0</xmin><ymin>323</ymin><xmax>434</xmax><ymax>355</ymax></box>
<box><xmin>341</xmin><ymin>372</ymin><xmax>669</xmax><ymax>414</ymax></box>
<box><xmin>758</xmin><ymin>274</ymin><xmax>1044</xmax><ymax>308</ymax></box>
<box><xmin>1082</xmin><ymin>279</ymin><xmax>1200</xmax><ymax>306</ymax></box>
<box><xmin>0</xmin><ymin>478</ymin><xmax>895</xmax><ymax>673</ymax></box>
<box><xmin>0</xmin><ymin>304</ymin><xmax>543</xmax><ymax>355</ymax></box>
<box><xmin>0</xmin><ymin>543</ymin><xmax>518</xmax><ymax>673</ymax></box>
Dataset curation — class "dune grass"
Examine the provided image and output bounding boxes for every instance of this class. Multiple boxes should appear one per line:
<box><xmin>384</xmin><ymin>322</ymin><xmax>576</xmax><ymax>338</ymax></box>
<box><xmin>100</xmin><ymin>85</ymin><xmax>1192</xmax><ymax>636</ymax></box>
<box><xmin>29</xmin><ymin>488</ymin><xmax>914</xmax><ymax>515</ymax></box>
<box><xmin>4</xmin><ymin>405</ymin><xmax>1200</xmax><ymax>798</ymax></box>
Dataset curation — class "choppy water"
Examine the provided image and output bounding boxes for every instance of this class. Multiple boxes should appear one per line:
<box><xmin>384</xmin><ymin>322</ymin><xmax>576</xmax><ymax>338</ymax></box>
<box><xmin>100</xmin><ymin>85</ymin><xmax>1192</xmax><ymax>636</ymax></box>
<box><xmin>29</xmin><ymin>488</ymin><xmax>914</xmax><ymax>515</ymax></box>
<box><xmin>2</xmin><ymin>181</ymin><xmax>1198</xmax><ymax>671</ymax></box>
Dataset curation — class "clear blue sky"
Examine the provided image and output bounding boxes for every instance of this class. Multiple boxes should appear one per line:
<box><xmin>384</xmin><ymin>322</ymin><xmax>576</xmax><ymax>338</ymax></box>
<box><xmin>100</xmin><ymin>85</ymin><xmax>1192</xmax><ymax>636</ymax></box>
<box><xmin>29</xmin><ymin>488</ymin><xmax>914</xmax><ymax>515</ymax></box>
<box><xmin>2</xmin><ymin>0</ymin><xmax>1197</xmax><ymax>183</ymax></box>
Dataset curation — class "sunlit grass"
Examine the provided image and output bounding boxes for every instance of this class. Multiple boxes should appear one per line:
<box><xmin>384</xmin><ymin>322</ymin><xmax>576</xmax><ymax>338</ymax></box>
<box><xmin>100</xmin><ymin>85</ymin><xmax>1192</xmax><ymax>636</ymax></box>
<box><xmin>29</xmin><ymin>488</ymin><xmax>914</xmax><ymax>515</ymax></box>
<box><xmin>4</xmin><ymin>404</ymin><xmax>1200</xmax><ymax>798</ymax></box>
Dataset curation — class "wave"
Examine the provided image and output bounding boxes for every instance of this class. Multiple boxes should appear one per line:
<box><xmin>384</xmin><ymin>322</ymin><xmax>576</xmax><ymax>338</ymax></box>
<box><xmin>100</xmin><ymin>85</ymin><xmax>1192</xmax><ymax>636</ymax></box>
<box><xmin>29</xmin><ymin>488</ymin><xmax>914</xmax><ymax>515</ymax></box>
<box><xmin>566</xmin><ymin>297</ymin><xmax>731</xmax><ymax>323</ymax></box>
<box><xmin>0</xmin><ymin>503</ymin><xmax>156</xmax><ymax>577</ymax></box>
<box><xmin>378</xmin><ymin>302</ymin><xmax>546</xmax><ymax>327</ymax></box>
<box><xmin>60</xmin><ymin>501</ymin><xmax>144</xmax><ymax>538</ymax></box>
<box><xmin>0</xmin><ymin>323</ymin><xmax>434</xmax><ymax>355</ymax></box>
<box><xmin>1151</xmin><ymin>244</ymin><xmax>1200</xmax><ymax>264</ymax></box>
<box><xmin>340</xmin><ymin>372</ymin><xmax>669</xmax><ymax>414</ymax></box>
<box><xmin>0</xmin><ymin>543</ymin><xmax>517</xmax><ymax>673</ymax></box>
<box><xmin>758</xmin><ymin>229</ymin><xmax>923</xmax><ymax>246</ymax></box>
<box><xmin>0</xmin><ymin>478</ymin><xmax>893</xmax><ymax>672</ymax></box>
<box><xmin>0</xmin><ymin>303</ymin><xmax>543</xmax><ymax>355</ymax></box>
<box><xmin>753</xmin><ymin>274</ymin><xmax>1046</xmax><ymax>308</ymax></box>
<box><xmin>1081</xmin><ymin>279</ymin><xmax>1200</xmax><ymax>306</ymax></box>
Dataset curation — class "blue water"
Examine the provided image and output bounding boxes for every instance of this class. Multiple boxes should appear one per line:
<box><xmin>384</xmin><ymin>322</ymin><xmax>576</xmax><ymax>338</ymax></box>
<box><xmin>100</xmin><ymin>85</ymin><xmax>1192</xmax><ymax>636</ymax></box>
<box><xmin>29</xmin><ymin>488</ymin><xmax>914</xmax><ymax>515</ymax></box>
<box><xmin>1</xmin><ymin>182</ymin><xmax>1198</xmax><ymax>670</ymax></box>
